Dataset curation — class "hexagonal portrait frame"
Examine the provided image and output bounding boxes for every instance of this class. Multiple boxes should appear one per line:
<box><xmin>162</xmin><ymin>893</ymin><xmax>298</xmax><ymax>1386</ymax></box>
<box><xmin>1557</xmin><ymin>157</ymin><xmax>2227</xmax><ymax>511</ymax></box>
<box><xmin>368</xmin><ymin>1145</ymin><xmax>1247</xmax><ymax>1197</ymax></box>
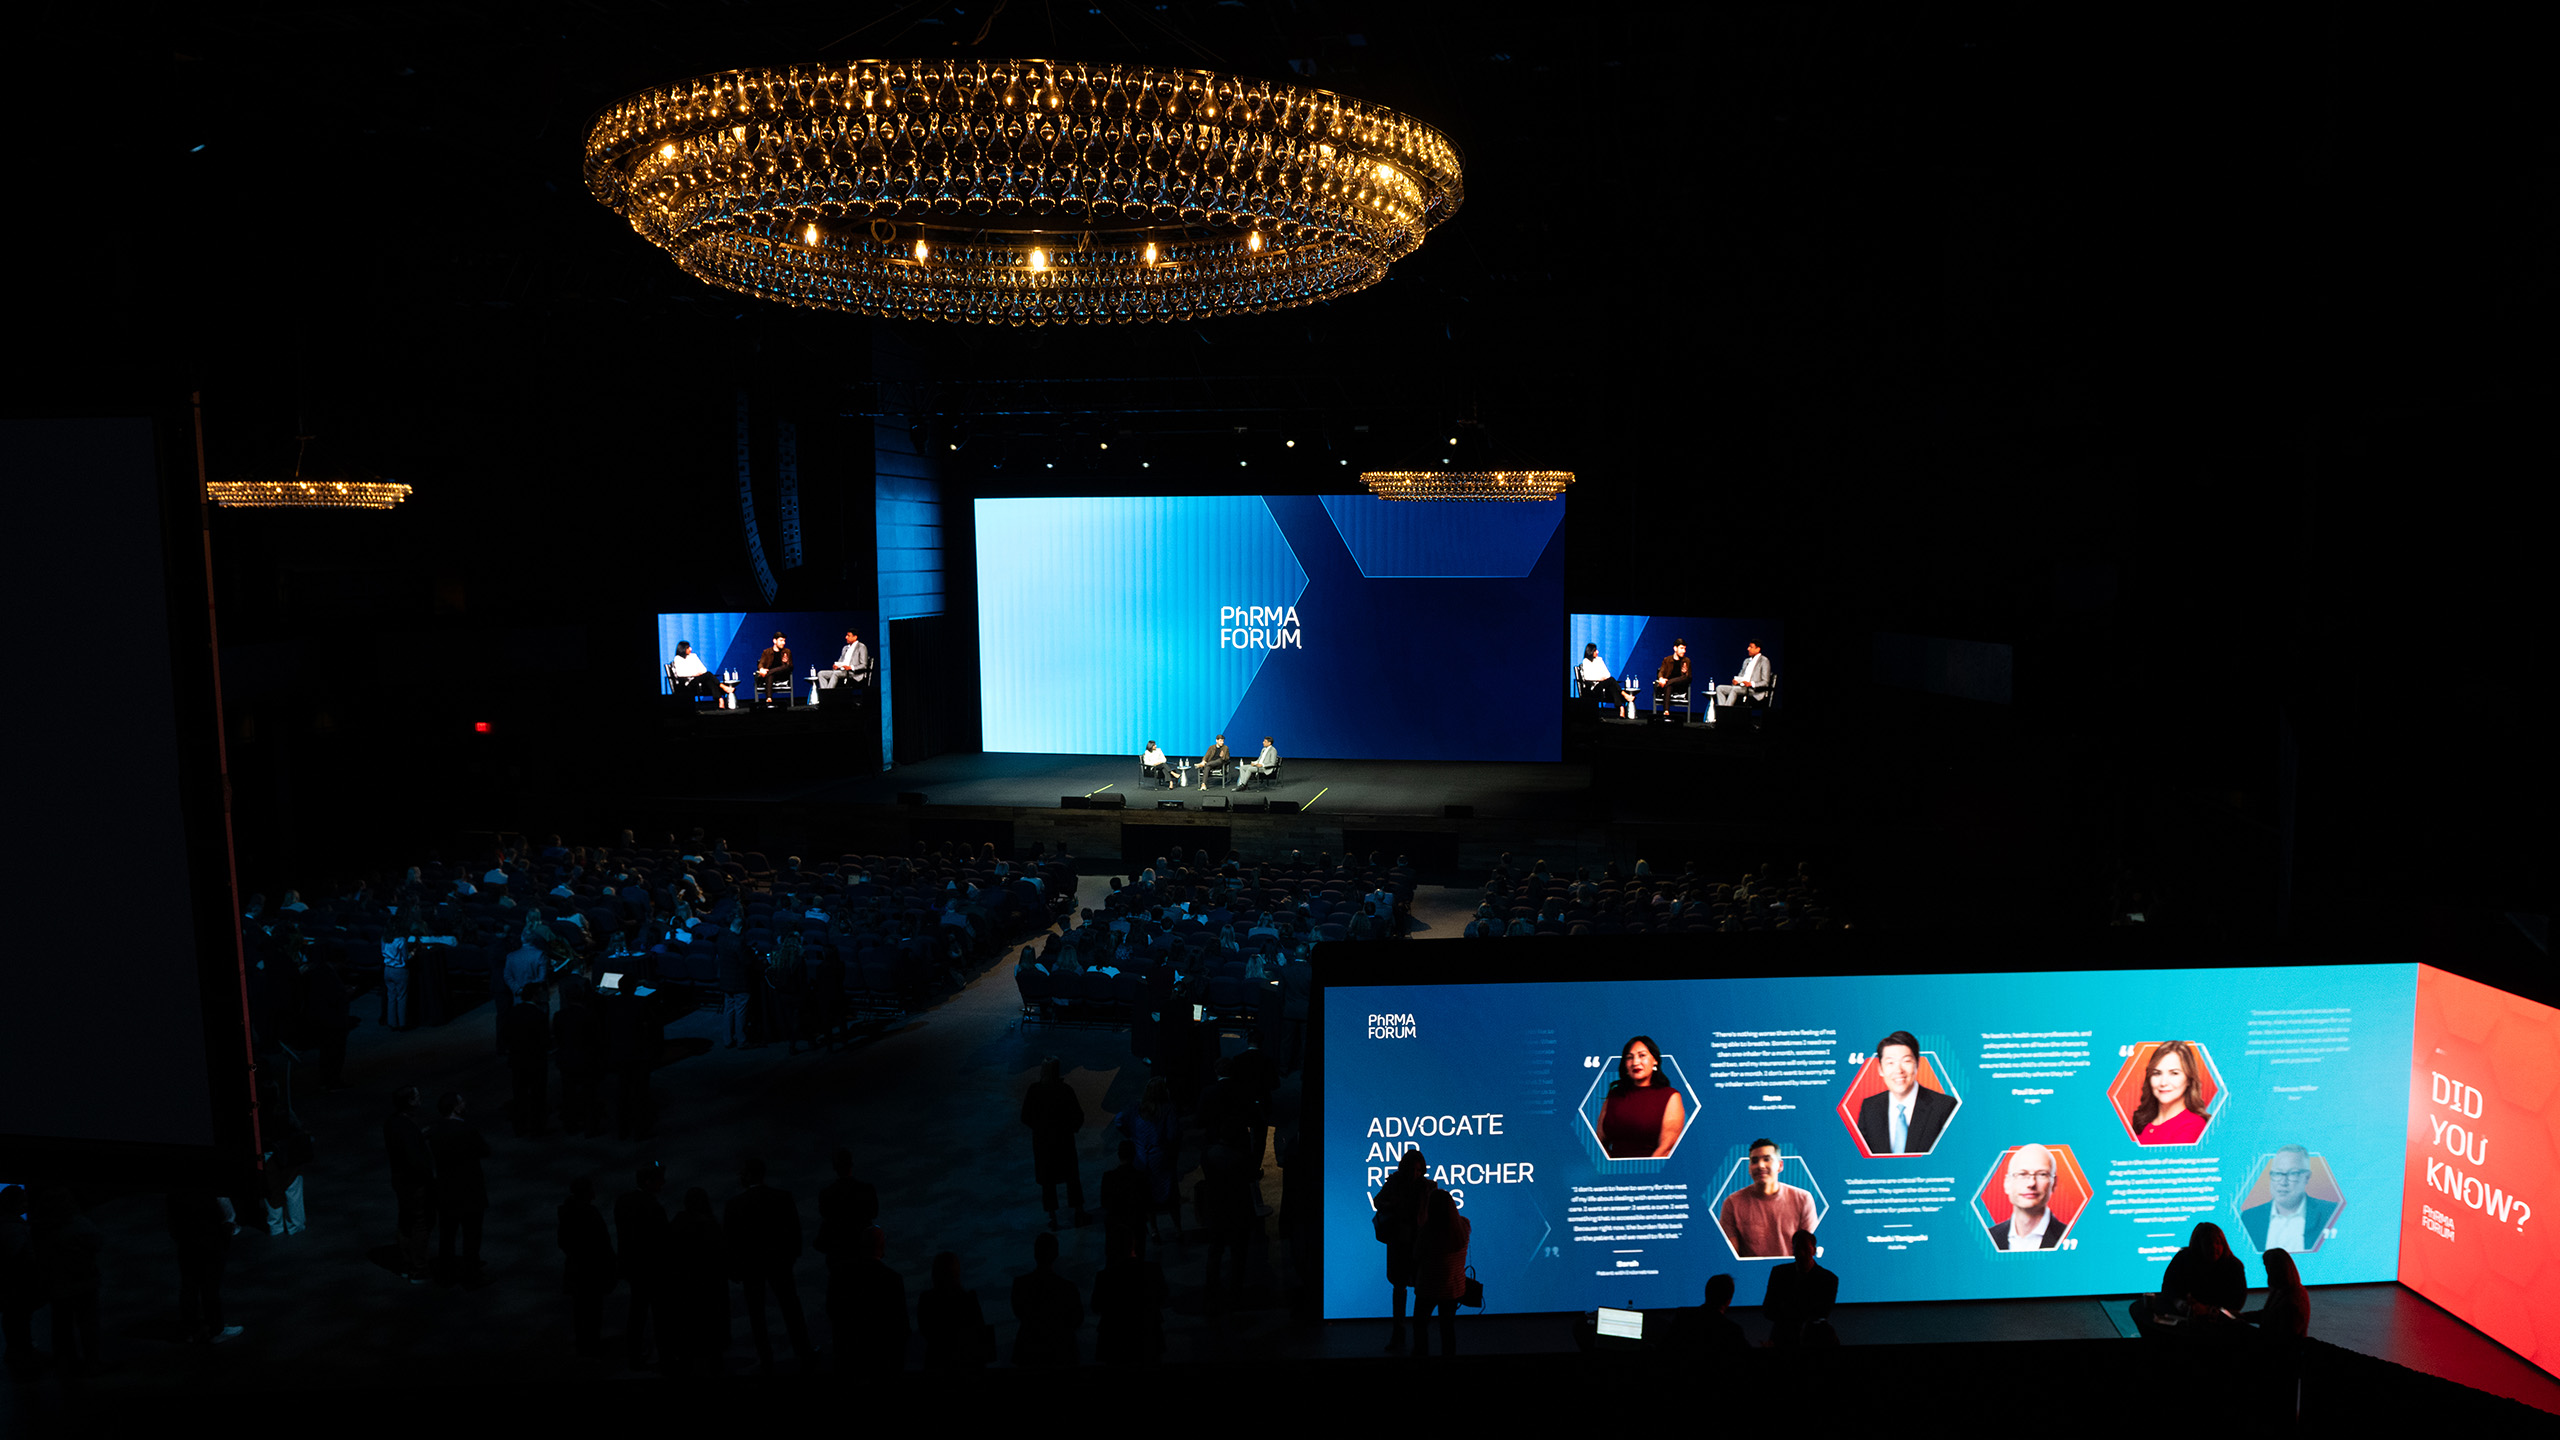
<box><xmin>2231</xmin><ymin>1147</ymin><xmax>2346</xmax><ymax>1255</ymax></box>
<box><xmin>1835</xmin><ymin>1041</ymin><xmax>1965</xmax><ymax>1158</ymax></box>
<box><xmin>1708</xmin><ymin>1144</ymin><xmax>1830</xmax><ymax>1262</ymax></box>
<box><xmin>1972</xmin><ymin>1142</ymin><xmax>2094</xmax><ymax>1254</ymax></box>
<box><xmin>1574</xmin><ymin>1050</ymin><xmax>1701</xmax><ymax>1171</ymax></box>
<box><xmin>2106</xmin><ymin>1040</ymin><xmax>2226</xmax><ymax>1147</ymax></box>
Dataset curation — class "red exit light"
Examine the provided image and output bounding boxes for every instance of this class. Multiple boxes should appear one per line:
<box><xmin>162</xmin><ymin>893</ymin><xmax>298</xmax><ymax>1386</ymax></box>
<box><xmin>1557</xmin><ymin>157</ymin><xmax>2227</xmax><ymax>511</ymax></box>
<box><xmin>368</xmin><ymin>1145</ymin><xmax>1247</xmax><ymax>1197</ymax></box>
<box><xmin>473</xmin><ymin>721</ymin><xmax>493</xmax><ymax>734</ymax></box>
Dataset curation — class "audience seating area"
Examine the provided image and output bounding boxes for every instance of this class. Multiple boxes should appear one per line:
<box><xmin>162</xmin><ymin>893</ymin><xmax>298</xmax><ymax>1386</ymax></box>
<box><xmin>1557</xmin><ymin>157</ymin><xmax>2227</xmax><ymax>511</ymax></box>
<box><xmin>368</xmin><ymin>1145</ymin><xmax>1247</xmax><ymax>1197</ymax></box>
<box><xmin>1463</xmin><ymin>858</ymin><xmax>1843</xmax><ymax>937</ymax></box>
<box><xmin>1012</xmin><ymin>847</ymin><xmax>1406</xmax><ymax>1036</ymax></box>
<box><xmin>243</xmin><ymin>833</ymin><xmax>1081</xmax><ymax>1037</ymax></box>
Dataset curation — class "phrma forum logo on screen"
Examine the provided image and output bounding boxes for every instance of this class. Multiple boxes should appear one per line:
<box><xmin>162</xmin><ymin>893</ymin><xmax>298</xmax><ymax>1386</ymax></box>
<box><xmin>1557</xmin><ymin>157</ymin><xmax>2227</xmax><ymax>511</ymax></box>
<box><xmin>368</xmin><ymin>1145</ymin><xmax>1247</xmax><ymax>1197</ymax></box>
<box><xmin>1368</xmin><ymin>1013</ymin><xmax>1418</xmax><ymax>1039</ymax></box>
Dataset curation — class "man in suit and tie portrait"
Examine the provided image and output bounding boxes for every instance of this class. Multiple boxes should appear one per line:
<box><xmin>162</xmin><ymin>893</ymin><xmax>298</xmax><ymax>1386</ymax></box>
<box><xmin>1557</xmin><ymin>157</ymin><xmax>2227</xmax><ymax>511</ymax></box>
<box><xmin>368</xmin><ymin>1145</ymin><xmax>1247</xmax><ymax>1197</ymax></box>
<box><xmin>1856</xmin><ymin>1031</ymin><xmax>1959</xmax><ymax>1156</ymax></box>
<box><xmin>2238</xmin><ymin>1145</ymin><xmax>2337</xmax><ymax>1253</ymax></box>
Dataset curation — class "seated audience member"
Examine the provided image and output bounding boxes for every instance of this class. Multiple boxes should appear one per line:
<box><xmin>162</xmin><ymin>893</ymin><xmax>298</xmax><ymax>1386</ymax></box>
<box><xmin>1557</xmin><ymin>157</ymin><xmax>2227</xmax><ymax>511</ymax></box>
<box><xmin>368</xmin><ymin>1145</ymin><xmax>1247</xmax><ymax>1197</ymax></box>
<box><xmin>1679</xmin><ymin>1273</ymin><xmax>1749</xmax><ymax>1354</ymax></box>
<box><xmin>2132</xmin><ymin>1221</ymin><xmax>2250</xmax><ymax>1338</ymax></box>
<box><xmin>2162</xmin><ymin>1221</ymin><xmax>2248</xmax><ymax>1318</ymax></box>
<box><xmin>1762</xmin><ymin>1228</ymin><xmax>1837</xmax><ymax>1347</ymax></box>
<box><xmin>2247</xmin><ymin>1247</ymin><xmax>2311</xmax><ymax>1344</ymax></box>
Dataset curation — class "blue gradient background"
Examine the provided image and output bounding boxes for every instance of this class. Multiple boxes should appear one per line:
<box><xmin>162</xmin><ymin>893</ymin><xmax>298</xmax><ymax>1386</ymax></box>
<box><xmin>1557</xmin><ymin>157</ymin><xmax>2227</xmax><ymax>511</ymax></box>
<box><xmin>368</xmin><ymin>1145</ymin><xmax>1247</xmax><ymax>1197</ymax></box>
<box><xmin>976</xmin><ymin>496</ymin><xmax>1566</xmax><ymax>759</ymax></box>
<box><xmin>1323</xmin><ymin>965</ymin><xmax>2416</xmax><ymax>1316</ymax></box>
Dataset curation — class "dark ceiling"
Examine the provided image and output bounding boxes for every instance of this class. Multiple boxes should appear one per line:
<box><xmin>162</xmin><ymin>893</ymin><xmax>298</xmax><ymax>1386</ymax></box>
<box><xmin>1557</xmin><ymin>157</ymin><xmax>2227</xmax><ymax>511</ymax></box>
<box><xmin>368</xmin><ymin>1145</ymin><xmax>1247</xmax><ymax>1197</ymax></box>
<box><xmin>10</xmin><ymin>3</ymin><xmax>2547</xmax><ymax>925</ymax></box>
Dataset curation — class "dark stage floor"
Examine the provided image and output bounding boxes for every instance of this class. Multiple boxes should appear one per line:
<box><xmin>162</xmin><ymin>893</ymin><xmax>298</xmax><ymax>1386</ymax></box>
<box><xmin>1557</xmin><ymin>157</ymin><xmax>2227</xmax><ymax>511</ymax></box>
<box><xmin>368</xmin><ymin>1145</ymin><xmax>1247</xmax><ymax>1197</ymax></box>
<box><xmin>684</xmin><ymin>751</ymin><xmax>1610</xmax><ymax>821</ymax></box>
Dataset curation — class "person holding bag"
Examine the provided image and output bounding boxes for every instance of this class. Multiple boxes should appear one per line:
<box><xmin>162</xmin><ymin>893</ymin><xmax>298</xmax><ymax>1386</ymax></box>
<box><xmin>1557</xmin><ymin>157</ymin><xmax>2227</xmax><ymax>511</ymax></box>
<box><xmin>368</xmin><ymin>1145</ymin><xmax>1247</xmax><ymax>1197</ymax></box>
<box><xmin>1412</xmin><ymin>1188</ymin><xmax>1472</xmax><ymax>1358</ymax></box>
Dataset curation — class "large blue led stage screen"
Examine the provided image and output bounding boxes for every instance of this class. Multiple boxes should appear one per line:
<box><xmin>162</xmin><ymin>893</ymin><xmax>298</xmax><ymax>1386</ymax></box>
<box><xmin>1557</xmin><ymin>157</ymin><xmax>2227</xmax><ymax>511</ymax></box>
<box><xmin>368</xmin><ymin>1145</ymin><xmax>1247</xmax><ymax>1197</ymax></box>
<box><xmin>653</xmin><ymin>611</ymin><xmax>872</xmax><ymax>693</ymax></box>
<box><xmin>1567</xmin><ymin>614</ymin><xmax>1783</xmax><ymax>698</ymax></box>
<box><xmin>975</xmin><ymin>496</ymin><xmax>1566</xmax><ymax>760</ymax></box>
<box><xmin>1323</xmin><ymin>964</ymin><xmax>2415</xmax><ymax>1316</ymax></box>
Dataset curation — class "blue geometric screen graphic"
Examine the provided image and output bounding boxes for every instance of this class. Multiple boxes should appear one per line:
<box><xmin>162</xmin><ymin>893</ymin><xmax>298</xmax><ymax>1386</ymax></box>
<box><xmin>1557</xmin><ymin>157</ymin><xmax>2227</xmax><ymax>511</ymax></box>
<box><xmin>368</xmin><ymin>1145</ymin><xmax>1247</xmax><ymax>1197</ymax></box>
<box><xmin>976</xmin><ymin>497</ymin><xmax>1307</xmax><ymax>755</ymax></box>
<box><xmin>1318</xmin><ymin>495</ymin><xmax>1566</xmax><ymax>577</ymax></box>
<box><xmin>977</xmin><ymin>495</ymin><xmax>1566</xmax><ymax>760</ymax></box>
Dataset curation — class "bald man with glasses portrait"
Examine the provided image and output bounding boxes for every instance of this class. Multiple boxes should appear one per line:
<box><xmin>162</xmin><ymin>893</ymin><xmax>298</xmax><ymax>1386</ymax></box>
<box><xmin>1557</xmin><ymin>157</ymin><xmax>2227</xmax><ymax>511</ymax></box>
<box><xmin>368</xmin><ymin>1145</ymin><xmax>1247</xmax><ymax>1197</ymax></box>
<box><xmin>2239</xmin><ymin>1146</ymin><xmax>2335</xmax><ymax>1254</ymax></box>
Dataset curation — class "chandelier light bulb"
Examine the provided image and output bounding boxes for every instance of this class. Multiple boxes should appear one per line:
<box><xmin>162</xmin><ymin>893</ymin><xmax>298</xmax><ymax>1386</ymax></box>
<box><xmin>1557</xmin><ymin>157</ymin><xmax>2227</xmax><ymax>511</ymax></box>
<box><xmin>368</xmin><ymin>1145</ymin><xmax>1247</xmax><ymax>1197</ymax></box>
<box><xmin>659</xmin><ymin>143</ymin><xmax>676</xmax><ymax>159</ymax></box>
<box><xmin>1359</xmin><ymin>470</ymin><xmax>1572</xmax><ymax>502</ymax></box>
<box><xmin>1247</xmin><ymin>230</ymin><xmax>1264</xmax><ymax>253</ymax></box>
<box><xmin>1028</xmin><ymin>247</ymin><xmax>1048</xmax><ymax>272</ymax></box>
<box><xmin>1142</xmin><ymin>241</ymin><xmax>1159</xmax><ymax>264</ymax></box>
<box><xmin>914</xmin><ymin>238</ymin><xmax>931</xmax><ymax>263</ymax></box>
<box><xmin>804</xmin><ymin>223</ymin><xmax>819</xmax><ymax>245</ymax></box>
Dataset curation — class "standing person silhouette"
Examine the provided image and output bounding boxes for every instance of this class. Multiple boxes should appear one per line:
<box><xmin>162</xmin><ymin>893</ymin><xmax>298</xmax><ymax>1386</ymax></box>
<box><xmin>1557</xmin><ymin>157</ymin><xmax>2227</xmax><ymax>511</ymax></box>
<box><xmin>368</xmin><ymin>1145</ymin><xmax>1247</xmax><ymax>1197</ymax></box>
<box><xmin>1021</xmin><ymin>1058</ymin><xmax>1089</xmax><ymax>1231</ymax></box>
<box><xmin>1372</xmin><ymin>1149</ymin><xmax>1429</xmax><ymax>1352</ymax></box>
<box><xmin>724</xmin><ymin>1157</ymin><xmax>814</xmax><ymax>1373</ymax></box>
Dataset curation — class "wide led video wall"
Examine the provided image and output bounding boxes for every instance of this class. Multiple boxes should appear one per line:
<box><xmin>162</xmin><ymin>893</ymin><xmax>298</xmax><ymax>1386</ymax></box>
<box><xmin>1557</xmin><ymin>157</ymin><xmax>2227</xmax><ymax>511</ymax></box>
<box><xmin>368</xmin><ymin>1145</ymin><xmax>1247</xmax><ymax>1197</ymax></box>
<box><xmin>2399</xmin><ymin>965</ymin><xmax>2560</xmax><ymax>1378</ymax></box>
<box><xmin>1568</xmin><ymin>614</ymin><xmax>1783</xmax><ymax>700</ymax></box>
<box><xmin>976</xmin><ymin>496</ymin><xmax>1566</xmax><ymax>760</ymax></box>
<box><xmin>1324</xmin><ymin>964</ymin><xmax>2420</xmax><ymax>1315</ymax></box>
<box><xmin>653</xmin><ymin>610</ymin><xmax>873</xmax><ymax>693</ymax></box>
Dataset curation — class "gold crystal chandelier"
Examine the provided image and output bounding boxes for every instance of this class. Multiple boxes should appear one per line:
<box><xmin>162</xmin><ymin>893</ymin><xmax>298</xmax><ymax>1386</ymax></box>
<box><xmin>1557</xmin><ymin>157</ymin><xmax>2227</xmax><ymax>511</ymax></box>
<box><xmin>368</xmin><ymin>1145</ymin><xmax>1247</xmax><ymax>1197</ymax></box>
<box><xmin>1362</xmin><ymin>471</ymin><xmax>1573</xmax><ymax>502</ymax></box>
<box><xmin>205</xmin><ymin>479</ymin><xmax>412</xmax><ymax>510</ymax></box>
<box><xmin>208</xmin><ymin>435</ymin><xmax>410</xmax><ymax>510</ymax></box>
<box><xmin>583</xmin><ymin>59</ymin><xmax>1462</xmax><ymax>325</ymax></box>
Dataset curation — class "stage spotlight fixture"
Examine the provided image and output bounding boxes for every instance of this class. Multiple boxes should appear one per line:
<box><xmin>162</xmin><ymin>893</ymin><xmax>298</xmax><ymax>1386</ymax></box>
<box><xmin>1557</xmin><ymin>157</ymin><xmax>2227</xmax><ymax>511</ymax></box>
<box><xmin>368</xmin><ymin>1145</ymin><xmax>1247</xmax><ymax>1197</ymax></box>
<box><xmin>1142</xmin><ymin>461</ymin><xmax>1150</xmax><ymax>468</ymax></box>
<box><xmin>1239</xmin><ymin>460</ymin><xmax>1248</xmax><ymax>466</ymax></box>
<box><xmin>1099</xmin><ymin>441</ymin><xmax>1109</xmax><ymax>449</ymax></box>
<box><xmin>1286</xmin><ymin>440</ymin><xmax>1296</xmax><ymax>448</ymax></box>
<box><xmin>1447</xmin><ymin>436</ymin><xmax>1457</xmax><ymax>445</ymax></box>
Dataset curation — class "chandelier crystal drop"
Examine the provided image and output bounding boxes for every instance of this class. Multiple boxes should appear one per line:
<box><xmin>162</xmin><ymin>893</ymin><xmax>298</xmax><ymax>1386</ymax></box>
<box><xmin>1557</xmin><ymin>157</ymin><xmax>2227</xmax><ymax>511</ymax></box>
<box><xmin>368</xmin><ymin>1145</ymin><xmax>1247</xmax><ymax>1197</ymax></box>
<box><xmin>1361</xmin><ymin>471</ymin><xmax>1572</xmax><ymax>502</ymax></box>
<box><xmin>583</xmin><ymin>58</ymin><xmax>1463</xmax><ymax>325</ymax></box>
<box><xmin>205</xmin><ymin>479</ymin><xmax>413</xmax><ymax>510</ymax></box>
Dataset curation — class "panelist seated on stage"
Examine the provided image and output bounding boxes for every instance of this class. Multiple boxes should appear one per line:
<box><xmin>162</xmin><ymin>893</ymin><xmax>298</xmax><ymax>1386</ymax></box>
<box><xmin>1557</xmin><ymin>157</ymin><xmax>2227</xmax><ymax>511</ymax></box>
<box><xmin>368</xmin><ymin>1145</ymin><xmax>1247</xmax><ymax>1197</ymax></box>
<box><xmin>1654</xmin><ymin>639</ymin><xmax>1692</xmax><ymax>722</ymax></box>
<box><xmin>1234</xmin><ymin>737</ymin><xmax>1281</xmax><ymax>790</ymax></box>
<box><xmin>667</xmin><ymin>642</ymin><xmax>734</xmax><ymax>703</ymax></box>
<box><xmin>1731</xmin><ymin>640</ymin><xmax>1773</xmax><ymax>711</ymax></box>
<box><xmin>1199</xmin><ymin>735</ymin><xmax>1231</xmax><ymax>784</ymax></box>
<box><xmin>1577</xmin><ymin>644</ymin><xmax>1633</xmax><ymax>718</ymax></box>
<box><xmin>754</xmin><ymin>632</ymin><xmax>793</xmax><ymax>702</ymax></box>
<box><xmin>830</xmin><ymin>630</ymin><xmax>876</xmax><ymax>689</ymax></box>
<box><xmin>1140</xmin><ymin>742</ymin><xmax>1170</xmax><ymax>785</ymax></box>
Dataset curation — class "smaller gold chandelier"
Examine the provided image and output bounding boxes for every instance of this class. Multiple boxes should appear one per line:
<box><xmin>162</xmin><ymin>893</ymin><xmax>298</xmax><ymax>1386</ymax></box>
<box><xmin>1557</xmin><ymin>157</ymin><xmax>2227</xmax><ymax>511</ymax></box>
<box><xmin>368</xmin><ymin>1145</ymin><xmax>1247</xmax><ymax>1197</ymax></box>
<box><xmin>1361</xmin><ymin>470</ymin><xmax>1572</xmax><ymax>502</ymax></box>
<box><xmin>206</xmin><ymin>479</ymin><xmax>413</xmax><ymax>510</ymax></box>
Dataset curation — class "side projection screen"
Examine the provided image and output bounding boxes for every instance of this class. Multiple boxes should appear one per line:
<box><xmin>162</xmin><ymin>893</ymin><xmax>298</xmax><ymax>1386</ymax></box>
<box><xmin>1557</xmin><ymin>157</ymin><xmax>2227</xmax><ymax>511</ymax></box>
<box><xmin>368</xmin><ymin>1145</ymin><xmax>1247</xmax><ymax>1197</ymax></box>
<box><xmin>1324</xmin><ymin>965</ymin><xmax>2420</xmax><ymax>1316</ymax></box>
<box><xmin>975</xmin><ymin>496</ymin><xmax>1565</xmax><ymax>761</ymax></box>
